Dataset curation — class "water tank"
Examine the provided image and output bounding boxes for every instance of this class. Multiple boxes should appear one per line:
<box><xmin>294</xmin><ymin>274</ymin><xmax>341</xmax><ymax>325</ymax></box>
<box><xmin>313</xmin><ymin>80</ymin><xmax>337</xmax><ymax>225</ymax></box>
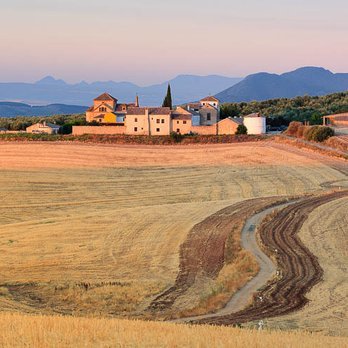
<box><xmin>243</xmin><ymin>113</ymin><xmax>266</xmax><ymax>134</ymax></box>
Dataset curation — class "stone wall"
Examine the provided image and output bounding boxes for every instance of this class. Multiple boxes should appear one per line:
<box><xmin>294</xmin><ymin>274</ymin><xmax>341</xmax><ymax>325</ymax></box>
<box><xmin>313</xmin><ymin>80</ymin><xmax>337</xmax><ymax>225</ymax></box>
<box><xmin>191</xmin><ymin>125</ymin><xmax>217</xmax><ymax>135</ymax></box>
<box><xmin>72</xmin><ymin>126</ymin><xmax>126</xmax><ymax>135</ymax></box>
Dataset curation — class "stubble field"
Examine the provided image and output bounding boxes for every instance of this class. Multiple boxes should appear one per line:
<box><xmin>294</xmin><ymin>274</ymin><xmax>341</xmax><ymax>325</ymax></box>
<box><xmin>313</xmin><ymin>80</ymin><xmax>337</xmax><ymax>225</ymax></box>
<box><xmin>0</xmin><ymin>141</ymin><xmax>347</xmax><ymax>340</ymax></box>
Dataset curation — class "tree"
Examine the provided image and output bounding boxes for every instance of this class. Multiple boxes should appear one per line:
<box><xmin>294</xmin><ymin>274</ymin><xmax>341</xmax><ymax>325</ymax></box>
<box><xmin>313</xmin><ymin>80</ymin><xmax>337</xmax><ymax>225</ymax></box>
<box><xmin>162</xmin><ymin>84</ymin><xmax>172</xmax><ymax>109</ymax></box>
<box><xmin>236</xmin><ymin>124</ymin><xmax>248</xmax><ymax>135</ymax></box>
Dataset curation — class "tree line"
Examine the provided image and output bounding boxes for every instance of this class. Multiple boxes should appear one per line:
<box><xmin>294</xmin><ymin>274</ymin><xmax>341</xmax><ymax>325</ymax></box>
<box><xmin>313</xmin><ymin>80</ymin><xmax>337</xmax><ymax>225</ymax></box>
<box><xmin>0</xmin><ymin>114</ymin><xmax>87</xmax><ymax>133</ymax></box>
<box><xmin>220</xmin><ymin>91</ymin><xmax>348</xmax><ymax>125</ymax></box>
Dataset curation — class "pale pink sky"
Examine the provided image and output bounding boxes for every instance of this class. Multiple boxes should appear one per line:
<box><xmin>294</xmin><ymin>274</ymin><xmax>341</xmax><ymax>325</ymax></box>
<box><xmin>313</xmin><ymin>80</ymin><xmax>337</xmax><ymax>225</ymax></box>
<box><xmin>0</xmin><ymin>0</ymin><xmax>347</xmax><ymax>84</ymax></box>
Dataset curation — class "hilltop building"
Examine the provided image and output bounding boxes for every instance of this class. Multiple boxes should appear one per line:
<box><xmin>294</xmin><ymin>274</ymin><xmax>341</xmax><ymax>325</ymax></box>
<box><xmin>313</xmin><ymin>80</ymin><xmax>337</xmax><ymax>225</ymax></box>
<box><xmin>73</xmin><ymin>93</ymin><xmax>263</xmax><ymax>136</ymax></box>
<box><xmin>187</xmin><ymin>96</ymin><xmax>220</xmax><ymax>126</ymax></box>
<box><xmin>86</xmin><ymin>93</ymin><xmax>138</xmax><ymax>124</ymax></box>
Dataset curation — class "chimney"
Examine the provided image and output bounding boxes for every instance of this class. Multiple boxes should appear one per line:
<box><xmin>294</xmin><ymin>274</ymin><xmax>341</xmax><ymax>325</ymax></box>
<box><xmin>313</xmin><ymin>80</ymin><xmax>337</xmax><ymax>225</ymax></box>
<box><xmin>135</xmin><ymin>95</ymin><xmax>139</xmax><ymax>107</ymax></box>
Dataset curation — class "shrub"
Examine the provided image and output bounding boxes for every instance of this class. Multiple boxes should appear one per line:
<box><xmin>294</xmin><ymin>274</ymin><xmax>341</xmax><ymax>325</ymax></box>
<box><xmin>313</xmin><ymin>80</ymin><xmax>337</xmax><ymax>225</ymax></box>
<box><xmin>236</xmin><ymin>124</ymin><xmax>248</xmax><ymax>135</ymax></box>
<box><xmin>170</xmin><ymin>132</ymin><xmax>184</xmax><ymax>143</ymax></box>
<box><xmin>304</xmin><ymin>126</ymin><xmax>335</xmax><ymax>142</ymax></box>
<box><xmin>285</xmin><ymin>121</ymin><xmax>303</xmax><ymax>136</ymax></box>
<box><xmin>296</xmin><ymin>124</ymin><xmax>307</xmax><ymax>138</ymax></box>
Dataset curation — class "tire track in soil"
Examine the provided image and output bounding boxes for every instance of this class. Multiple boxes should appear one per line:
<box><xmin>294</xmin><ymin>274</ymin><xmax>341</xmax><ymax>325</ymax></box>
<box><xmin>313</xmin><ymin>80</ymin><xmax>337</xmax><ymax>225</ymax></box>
<box><xmin>190</xmin><ymin>190</ymin><xmax>348</xmax><ymax>326</ymax></box>
<box><xmin>148</xmin><ymin>196</ymin><xmax>293</xmax><ymax>312</ymax></box>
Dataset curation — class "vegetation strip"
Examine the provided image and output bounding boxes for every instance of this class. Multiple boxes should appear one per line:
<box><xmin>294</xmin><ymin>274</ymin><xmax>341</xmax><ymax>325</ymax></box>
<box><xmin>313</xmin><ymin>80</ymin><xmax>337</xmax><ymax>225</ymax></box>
<box><xmin>191</xmin><ymin>190</ymin><xmax>348</xmax><ymax>326</ymax></box>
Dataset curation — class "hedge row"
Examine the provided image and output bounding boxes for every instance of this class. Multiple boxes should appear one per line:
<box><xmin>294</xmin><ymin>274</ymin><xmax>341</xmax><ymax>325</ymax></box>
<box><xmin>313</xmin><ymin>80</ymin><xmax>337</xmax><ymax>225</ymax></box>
<box><xmin>285</xmin><ymin>122</ymin><xmax>335</xmax><ymax>142</ymax></box>
<box><xmin>0</xmin><ymin>133</ymin><xmax>266</xmax><ymax>145</ymax></box>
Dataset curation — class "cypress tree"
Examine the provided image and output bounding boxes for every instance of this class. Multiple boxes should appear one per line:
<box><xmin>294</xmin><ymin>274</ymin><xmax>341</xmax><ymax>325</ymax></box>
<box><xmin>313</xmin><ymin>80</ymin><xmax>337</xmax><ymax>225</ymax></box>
<box><xmin>162</xmin><ymin>84</ymin><xmax>172</xmax><ymax>109</ymax></box>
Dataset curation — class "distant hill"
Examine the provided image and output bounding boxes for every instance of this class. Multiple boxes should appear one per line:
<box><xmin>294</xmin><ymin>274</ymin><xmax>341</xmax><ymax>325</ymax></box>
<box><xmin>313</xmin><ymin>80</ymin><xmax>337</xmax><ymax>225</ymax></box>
<box><xmin>216</xmin><ymin>67</ymin><xmax>348</xmax><ymax>102</ymax></box>
<box><xmin>0</xmin><ymin>75</ymin><xmax>242</xmax><ymax>107</ymax></box>
<box><xmin>0</xmin><ymin>102</ymin><xmax>87</xmax><ymax>117</ymax></box>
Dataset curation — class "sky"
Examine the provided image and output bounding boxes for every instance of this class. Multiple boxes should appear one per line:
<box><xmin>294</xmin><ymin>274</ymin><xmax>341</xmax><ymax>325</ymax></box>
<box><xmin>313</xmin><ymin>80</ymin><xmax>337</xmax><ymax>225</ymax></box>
<box><xmin>0</xmin><ymin>0</ymin><xmax>347</xmax><ymax>85</ymax></box>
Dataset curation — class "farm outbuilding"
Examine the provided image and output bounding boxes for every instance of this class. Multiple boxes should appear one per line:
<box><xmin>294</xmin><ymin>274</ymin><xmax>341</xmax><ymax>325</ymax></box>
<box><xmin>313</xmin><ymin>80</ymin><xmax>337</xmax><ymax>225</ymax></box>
<box><xmin>26</xmin><ymin>121</ymin><xmax>61</xmax><ymax>134</ymax></box>
<box><xmin>323</xmin><ymin>113</ymin><xmax>348</xmax><ymax>127</ymax></box>
<box><xmin>243</xmin><ymin>113</ymin><xmax>266</xmax><ymax>135</ymax></box>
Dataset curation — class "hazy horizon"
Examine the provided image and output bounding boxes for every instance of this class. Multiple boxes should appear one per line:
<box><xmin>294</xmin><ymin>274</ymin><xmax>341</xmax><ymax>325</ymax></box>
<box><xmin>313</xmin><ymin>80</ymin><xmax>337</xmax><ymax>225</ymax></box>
<box><xmin>1</xmin><ymin>0</ymin><xmax>347</xmax><ymax>84</ymax></box>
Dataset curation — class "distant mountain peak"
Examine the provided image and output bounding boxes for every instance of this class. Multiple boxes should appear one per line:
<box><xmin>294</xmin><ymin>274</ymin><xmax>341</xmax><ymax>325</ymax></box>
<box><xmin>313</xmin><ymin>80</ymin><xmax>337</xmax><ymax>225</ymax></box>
<box><xmin>36</xmin><ymin>76</ymin><xmax>67</xmax><ymax>85</ymax></box>
<box><xmin>289</xmin><ymin>66</ymin><xmax>331</xmax><ymax>73</ymax></box>
<box><xmin>215</xmin><ymin>66</ymin><xmax>348</xmax><ymax>103</ymax></box>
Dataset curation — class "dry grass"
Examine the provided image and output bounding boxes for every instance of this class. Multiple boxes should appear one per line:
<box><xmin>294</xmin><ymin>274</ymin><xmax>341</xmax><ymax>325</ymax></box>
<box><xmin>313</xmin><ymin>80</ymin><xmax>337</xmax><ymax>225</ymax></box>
<box><xmin>0</xmin><ymin>313</ymin><xmax>347</xmax><ymax>348</ymax></box>
<box><xmin>266</xmin><ymin>197</ymin><xmax>348</xmax><ymax>336</ymax></box>
<box><xmin>178</xmin><ymin>250</ymin><xmax>259</xmax><ymax>317</ymax></box>
<box><xmin>0</xmin><ymin>142</ymin><xmax>345</xmax><ymax>318</ymax></box>
<box><xmin>0</xmin><ymin>141</ymin><xmax>339</xmax><ymax>169</ymax></box>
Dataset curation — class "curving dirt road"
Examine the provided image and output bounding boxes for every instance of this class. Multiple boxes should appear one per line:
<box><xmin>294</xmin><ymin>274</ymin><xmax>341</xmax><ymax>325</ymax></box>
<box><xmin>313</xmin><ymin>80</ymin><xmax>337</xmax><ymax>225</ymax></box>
<box><xmin>173</xmin><ymin>200</ymin><xmax>299</xmax><ymax>323</ymax></box>
<box><xmin>148</xmin><ymin>197</ymin><xmax>292</xmax><ymax>313</ymax></box>
<box><xmin>191</xmin><ymin>190</ymin><xmax>348</xmax><ymax>326</ymax></box>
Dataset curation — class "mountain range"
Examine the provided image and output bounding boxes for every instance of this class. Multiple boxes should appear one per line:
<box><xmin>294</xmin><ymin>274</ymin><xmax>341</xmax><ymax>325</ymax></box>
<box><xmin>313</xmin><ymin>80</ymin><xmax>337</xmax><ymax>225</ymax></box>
<box><xmin>0</xmin><ymin>75</ymin><xmax>242</xmax><ymax>108</ymax></box>
<box><xmin>1</xmin><ymin>67</ymin><xmax>348</xmax><ymax>117</ymax></box>
<box><xmin>0</xmin><ymin>102</ymin><xmax>87</xmax><ymax>118</ymax></box>
<box><xmin>216</xmin><ymin>67</ymin><xmax>348</xmax><ymax>102</ymax></box>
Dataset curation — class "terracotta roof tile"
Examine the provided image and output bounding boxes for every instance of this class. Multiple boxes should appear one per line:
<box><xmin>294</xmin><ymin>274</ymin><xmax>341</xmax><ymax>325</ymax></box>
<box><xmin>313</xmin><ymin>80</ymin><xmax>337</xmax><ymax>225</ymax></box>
<box><xmin>127</xmin><ymin>107</ymin><xmax>146</xmax><ymax>115</ymax></box>
<box><xmin>149</xmin><ymin>107</ymin><xmax>171</xmax><ymax>115</ymax></box>
<box><xmin>94</xmin><ymin>93</ymin><xmax>118</xmax><ymax>102</ymax></box>
<box><xmin>220</xmin><ymin>117</ymin><xmax>243</xmax><ymax>125</ymax></box>
<box><xmin>325</xmin><ymin>112</ymin><xmax>348</xmax><ymax>119</ymax></box>
<box><xmin>171</xmin><ymin>114</ymin><xmax>192</xmax><ymax>120</ymax></box>
<box><xmin>200</xmin><ymin>96</ymin><xmax>219</xmax><ymax>102</ymax></box>
<box><xmin>188</xmin><ymin>103</ymin><xmax>201</xmax><ymax>109</ymax></box>
<box><xmin>127</xmin><ymin>107</ymin><xmax>171</xmax><ymax>116</ymax></box>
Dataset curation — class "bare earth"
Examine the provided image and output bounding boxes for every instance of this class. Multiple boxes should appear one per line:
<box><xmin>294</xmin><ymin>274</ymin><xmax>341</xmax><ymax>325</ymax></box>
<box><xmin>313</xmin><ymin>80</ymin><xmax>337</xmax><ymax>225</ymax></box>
<box><xmin>266</xmin><ymin>196</ymin><xmax>348</xmax><ymax>335</ymax></box>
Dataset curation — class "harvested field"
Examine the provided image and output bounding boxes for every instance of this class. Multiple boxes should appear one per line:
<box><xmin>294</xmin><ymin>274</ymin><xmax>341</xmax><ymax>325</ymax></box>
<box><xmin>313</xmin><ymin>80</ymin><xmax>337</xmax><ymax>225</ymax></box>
<box><xmin>191</xmin><ymin>191</ymin><xmax>348</xmax><ymax>328</ymax></box>
<box><xmin>0</xmin><ymin>313</ymin><xmax>346</xmax><ymax>348</ymax></box>
<box><xmin>0</xmin><ymin>141</ymin><xmax>346</xmax><ymax>322</ymax></box>
<box><xmin>0</xmin><ymin>141</ymin><xmax>344</xmax><ymax>169</ymax></box>
<box><xmin>266</xmin><ymin>196</ymin><xmax>348</xmax><ymax>335</ymax></box>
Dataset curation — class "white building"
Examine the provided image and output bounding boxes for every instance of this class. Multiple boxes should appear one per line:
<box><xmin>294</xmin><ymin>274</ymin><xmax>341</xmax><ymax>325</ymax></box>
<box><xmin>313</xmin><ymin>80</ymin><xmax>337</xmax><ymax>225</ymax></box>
<box><xmin>243</xmin><ymin>113</ymin><xmax>266</xmax><ymax>135</ymax></box>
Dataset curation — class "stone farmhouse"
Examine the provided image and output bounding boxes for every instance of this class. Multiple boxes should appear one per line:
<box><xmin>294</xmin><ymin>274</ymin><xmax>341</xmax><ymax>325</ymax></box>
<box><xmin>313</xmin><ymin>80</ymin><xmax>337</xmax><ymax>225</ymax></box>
<box><xmin>26</xmin><ymin>121</ymin><xmax>61</xmax><ymax>134</ymax></box>
<box><xmin>74</xmin><ymin>93</ymin><xmax>243</xmax><ymax>136</ymax></box>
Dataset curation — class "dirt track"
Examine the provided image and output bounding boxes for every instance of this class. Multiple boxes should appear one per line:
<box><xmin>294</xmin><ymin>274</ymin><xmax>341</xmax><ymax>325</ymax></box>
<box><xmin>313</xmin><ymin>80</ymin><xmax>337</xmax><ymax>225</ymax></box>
<box><xmin>148</xmin><ymin>197</ymin><xmax>290</xmax><ymax>312</ymax></box>
<box><xmin>191</xmin><ymin>190</ymin><xmax>348</xmax><ymax>325</ymax></box>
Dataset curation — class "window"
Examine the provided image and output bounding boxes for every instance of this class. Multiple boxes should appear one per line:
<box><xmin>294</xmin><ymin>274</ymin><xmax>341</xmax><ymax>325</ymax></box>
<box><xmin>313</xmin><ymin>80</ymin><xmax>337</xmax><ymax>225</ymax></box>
<box><xmin>156</xmin><ymin>119</ymin><xmax>160</xmax><ymax>124</ymax></box>
<box><xmin>156</xmin><ymin>128</ymin><xmax>160</xmax><ymax>132</ymax></box>
<box><xmin>176</xmin><ymin>129</ymin><xmax>180</xmax><ymax>133</ymax></box>
<box><xmin>134</xmin><ymin>127</ymin><xmax>138</xmax><ymax>132</ymax></box>
<box><xmin>183</xmin><ymin>121</ymin><xmax>187</xmax><ymax>124</ymax></box>
<box><xmin>99</xmin><ymin>107</ymin><xmax>107</xmax><ymax>112</ymax></box>
<box><xmin>161</xmin><ymin>119</ymin><xmax>165</xmax><ymax>123</ymax></box>
<box><xmin>177</xmin><ymin>121</ymin><xmax>179</xmax><ymax>124</ymax></box>
<box><xmin>135</xmin><ymin>118</ymin><xmax>138</xmax><ymax>122</ymax></box>
<box><xmin>207</xmin><ymin>113</ymin><xmax>211</xmax><ymax>121</ymax></box>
